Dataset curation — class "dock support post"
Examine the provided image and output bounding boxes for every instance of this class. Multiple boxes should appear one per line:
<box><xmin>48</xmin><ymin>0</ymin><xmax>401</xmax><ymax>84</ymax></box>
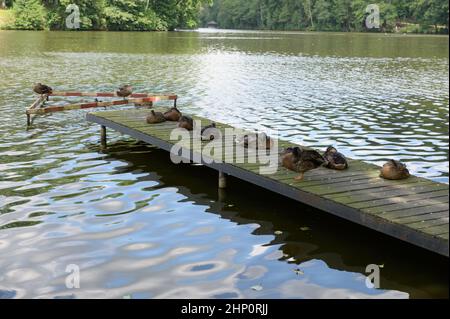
<box><xmin>219</xmin><ymin>171</ymin><xmax>227</xmax><ymax>189</ymax></box>
<box><xmin>174</xmin><ymin>98</ymin><xmax>177</xmax><ymax>108</ymax></box>
<box><xmin>100</xmin><ymin>125</ymin><xmax>107</xmax><ymax>151</ymax></box>
<box><xmin>26</xmin><ymin>114</ymin><xmax>31</xmax><ymax>127</ymax></box>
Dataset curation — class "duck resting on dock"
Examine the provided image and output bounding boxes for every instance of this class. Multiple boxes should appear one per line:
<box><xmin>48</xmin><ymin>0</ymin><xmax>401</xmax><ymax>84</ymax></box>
<box><xmin>236</xmin><ymin>132</ymin><xmax>274</xmax><ymax>150</ymax></box>
<box><xmin>164</xmin><ymin>107</ymin><xmax>182</xmax><ymax>122</ymax></box>
<box><xmin>117</xmin><ymin>85</ymin><xmax>133</xmax><ymax>99</ymax></box>
<box><xmin>280</xmin><ymin>146</ymin><xmax>327</xmax><ymax>181</ymax></box>
<box><xmin>33</xmin><ymin>83</ymin><xmax>53</xmax><ymax>95</ymax></box>
<box><xmin>323</xmin><ymin>146</ymin><xmax>348</xmax><ymax>170</ymax></box>
<box><xmin>201</xmin><ymin>123</ymin><xmax>219</xmax><ymax>141</ymax></box>
<box><xmin>380</xmin><ymin>160</ymin><xmax>410</xmax><ymax>180</ymax></box>
<box><xmin>178</xmin><ymin>116</ymin><xmax>194</xmax><ymax>131</ymax></box>
<box><xmin>146</xmin><ymin>110</ymin><xmax>166</xmax><ymax>124</ymax></box>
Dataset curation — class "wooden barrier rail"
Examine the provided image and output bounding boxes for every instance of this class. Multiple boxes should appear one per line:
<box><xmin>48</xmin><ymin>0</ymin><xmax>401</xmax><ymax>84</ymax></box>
<box><xmin>26</xmin><ymin>91</ymin><xmax>178</xmax><ymax>126</ymax></box>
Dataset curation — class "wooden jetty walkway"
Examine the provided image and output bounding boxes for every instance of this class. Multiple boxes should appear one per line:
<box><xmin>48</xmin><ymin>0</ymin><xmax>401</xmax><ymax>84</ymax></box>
<box><xmin>86</xmin><ymin>109</ymin><xmax>449</xmax><ymax>257</ymax></box>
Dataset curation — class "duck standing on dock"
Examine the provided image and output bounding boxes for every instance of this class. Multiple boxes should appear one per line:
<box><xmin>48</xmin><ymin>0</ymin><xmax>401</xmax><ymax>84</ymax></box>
<box><xmin>323</xmin><ymin>146</ymin><xmax>349</xmax><ymax>170</ymax></box>
<box><xmin>201</xmin><ymin>122</ymin><xmax>219</xmax><ymax>141</ymax></box>
<box><xmin>33</xmin><ymin>83</ymin><xmax>53</xmax><ymax>95</ymax></box>
<box><xmin>178</xmin><ymin>116</ymin><xmax>194</xmax><ymax>131</ymax></box>
<box><xmin>236</xmin><ymin>132</ymin><xmax>274</xmax><ymax>150</ymax></box>
<box><xmin>146</xmin><ymin>110</ymin><xmax>166</xmax><ymax>124</ymax></box>
<box><xmin>164</xmin><ymin>107</ymin><xmax>182</xmax><ymax>122</ymax></box>
<box><xmin>117</xmin><ymin>85</ymin><xmax>133</xmax><ymax>99</ymax></box>
<box><xmin>280</xmin><ymin>146</ymin><xmax>327</xmax><ymax>181</ymax></box>
<box><xmin>380</xmin><ymin>160</ymin><xmax>410</xmax><ymax>180</ymax></box>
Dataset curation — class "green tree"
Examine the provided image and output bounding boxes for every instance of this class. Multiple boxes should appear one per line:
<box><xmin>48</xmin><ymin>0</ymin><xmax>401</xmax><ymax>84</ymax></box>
<box><xmin>13</xmin><ymin>0</ymin><xmax>46</xmax><ymax>30</ymax></box>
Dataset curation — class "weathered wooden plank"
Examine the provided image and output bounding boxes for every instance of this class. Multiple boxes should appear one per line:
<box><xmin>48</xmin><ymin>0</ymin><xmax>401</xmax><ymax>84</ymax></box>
<box><xmin>295</xmin><ymin>178</ymin><xmax>436</xmax><ymax>196</ymax></box>
<box><xmin>394</xmin><ymin>211</ymin><xmax>449</xmax><ymax>223</ymax></box>
<box><xmin>327</xmin><ymin>183</ymin><xmax>449</xmax><ymax>202</ymax></box>
<box><xmin>348</xmin><ymin>190</ymin><xmax>450</xmax><ymax>209</ymax></box>
<box><xmin>361</xmin><ymin>196</ymin><xmax>449</xmax><ymax>215</ymax></box>
<box><xmin>421</xmin><ymin>224</ymin><xmax>449</xmax><ymax>236</ymax></box>
<box><xmin>407</xmin><ymin>218</ymin><xmax>449</xmax><ymax>230</ymax></box>
<box><xmin>381</xmin><ymin>203</ymin><xmax>449</xmax><ymax>219</ymax></box>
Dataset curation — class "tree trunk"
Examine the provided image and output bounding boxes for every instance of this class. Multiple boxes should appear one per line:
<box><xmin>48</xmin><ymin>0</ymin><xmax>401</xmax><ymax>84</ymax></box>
<box><xmin>0</xmin><ymin>1</ymin><xmax>6</xmax><ymax>9</ymax></box>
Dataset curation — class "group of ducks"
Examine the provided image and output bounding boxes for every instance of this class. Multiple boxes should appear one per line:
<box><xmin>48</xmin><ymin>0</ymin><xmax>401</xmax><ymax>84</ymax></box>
<box><xmin>33</xmin><ymin>83</ymin><xmax>134</xmax><ymax>99</ymax></box>
<box><xmin>280</xmin><ymin>146</ymin><xmax>348</xmax><ymax>181</ymax></box>
<box><xmin>279</xmin><ymin>146</ymin><xmax>410</xmax><ymax>181</ymax></box>
<box><xmin>146</xmin><ymin>106</ymin><xmax>411</xmax><ymax>182</ymax></box>
<box><xmin>35</xmin><ymin>83</ymin><xmax>411</xmax><ymax>183</ymax></box>
<box><xmin>146</xmin><ymin>107</ymin><xmax>219</xmax><ymax>141</ymax></box>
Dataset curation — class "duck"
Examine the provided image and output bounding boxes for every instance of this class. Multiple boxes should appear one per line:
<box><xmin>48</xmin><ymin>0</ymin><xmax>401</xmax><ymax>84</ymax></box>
<box><xmin>146</xmin><ymin>110</ymin><xmax>166</xmax><ymax>124</ymax></box>
<box><xmin>178</xmin><ymin>116</ymin><xmax>194</xmax><ymax>131</ymax></box>
<box><xmin>323</xmin><ymin>146</ymin><xmax>348</xmax><ymax>170</ymax></box>
<box><xmin>163</xmin><ymin>107</ymin><xmax>182</xmax><ymax>122</ymax></box>
<box><xmin>280</xmin><ymin>146</ymin><xmax>327</xmax><ymax>181</ymax></box>
<box><xmin>201</xmin><ymin>122</ymin><xmax>219</xmax><ymax>141</ymax></box>
<box><xmin>236</xmin><ymin>132</ymin><xmax>274</xmax><ymax>150</ymax></box>
<box><xmin>380</xmin><ymin>160</ymin><xmax>410</xmax><ymax>180</ymax></box>
<box><xmin>33</xmin><ymin>83</ymin><xmax>53</xmax><ymax>95</ymax></box>
<box><xmin>117</xmin><ymin>85</ymin><xmax>133</xmax><ymax>99</ymax></box>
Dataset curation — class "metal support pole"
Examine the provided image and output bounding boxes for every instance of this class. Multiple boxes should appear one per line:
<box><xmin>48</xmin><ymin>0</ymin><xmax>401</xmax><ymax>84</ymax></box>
<box><xmin>100</xmin><ymin>125</ymin><xmax>107</xmax><ymax>151</ymax></box>
<box><xmin>219</xmin><ymin>171</ymin><xmax>227</xmax><ymax>189</ymax></box>
<box><xmin>26</xmin><ymin>114</ymin><xmax>31</xmax><ymax>127</ymax></box>
<box><xmin>174</xmin><ymin>98</ymin><xmax>177</xmax><ymax>108</ymax></box>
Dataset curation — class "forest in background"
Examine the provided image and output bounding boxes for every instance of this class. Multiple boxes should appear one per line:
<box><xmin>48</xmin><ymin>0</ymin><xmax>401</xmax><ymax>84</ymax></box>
<box><xmin>200</xmin><ymin>0</ymin><xmax>449</xmax><ymax>33</ymax></box>
<box><xmin>0</xmin><ymin>0</ymin><xmax>448</xmax><ymax>33</ymax></box>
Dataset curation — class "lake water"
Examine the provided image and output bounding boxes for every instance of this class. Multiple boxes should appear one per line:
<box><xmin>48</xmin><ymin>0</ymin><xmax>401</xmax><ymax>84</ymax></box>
<box><xmin>0</xmin><ymin>30</ymin><xmax>448</xmax><ymax>299</ymax></box>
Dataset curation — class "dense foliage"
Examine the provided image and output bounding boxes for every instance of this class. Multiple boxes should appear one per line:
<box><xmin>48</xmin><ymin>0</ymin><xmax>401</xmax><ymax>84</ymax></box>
<box><xmin>6</xmin><ymin>0</ymin><xmax>210</xmax><ymax>30</ymax></box>
<box><xmin>200</xmin><ymin>0</ymin><xmax>449</xmax><ymax>33</ymax></box>
<box><xmin>2</xmin><ymin>0</ymin><xmax>448</xmax><ymax>33</ymax></box>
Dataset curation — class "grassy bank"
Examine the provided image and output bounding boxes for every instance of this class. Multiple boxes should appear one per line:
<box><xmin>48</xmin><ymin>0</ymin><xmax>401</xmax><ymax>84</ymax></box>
<box><xmin>0</xmin><ymin>9</ymin><xmax>13</xmax><ymax>29</ymax></box>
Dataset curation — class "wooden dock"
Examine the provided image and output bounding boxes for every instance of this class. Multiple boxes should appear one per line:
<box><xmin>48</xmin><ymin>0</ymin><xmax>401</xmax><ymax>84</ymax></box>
<box><xmin>86</xmin><ymin>109</ymin><xmax>449</xmax><ymax>257</ymax></box>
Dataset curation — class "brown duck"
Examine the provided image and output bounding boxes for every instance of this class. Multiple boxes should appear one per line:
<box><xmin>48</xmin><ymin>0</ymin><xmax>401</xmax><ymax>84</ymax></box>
<box><xmin>280</xmin><ymin>146</ymin><xmax>326</xmax><ymax>181</ymax></box>
<box><xmin>380</xmin><ymin>160</ymin><xmax>410</xmax><ymax>180</ymax></box>
<box><xmin>178</xmin><ymin>116</ymin><xmax>194</xmax><ymax>131</ymax></box>
<box><xmin>117</xmin><ymin>85</ymin><xmax>133</xmax><ymax>99</ymax></box>
<box><xmin>236</xmin><ymin>132</ymin><xmax>274</xmax><ymax>150</ymax></box>
<box><xmin>164</xmin><ymin>107</ymin><xmax>182</xmax><ymax>122</ymax></box>
<box><xmin>323</xmin><ymin>146</ymin><xmax>348</xmax><ymax>170</ymax></box>
<box><xmin>146</xmin><ymin>110</ymin><xmax>166</xmax><ymax>124</ymax></box>
<box><xmin>33</xmin><ymin>83</ymin><xmax>53</xmax><ymax>95</ymax></box>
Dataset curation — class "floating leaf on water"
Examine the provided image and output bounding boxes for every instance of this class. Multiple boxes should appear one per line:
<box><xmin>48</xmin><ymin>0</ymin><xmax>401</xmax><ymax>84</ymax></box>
<box><xmin>274</xmin><ymin>230</ymin><xmax>283</xmax><ymax>235</ymax></box>
<box><xmin>251</xmin><ymin>285</ymin><xmax>263</xmax><ymax>291</ymax></box>
<box><xmin>293</xmin><ymin>268</ymin><xmax>304</xmax><ymax>275</ymax></box>
<box><xmin>300</xmin><ymin>227</ymin><xmax>310</xmax><ymax>231</ymax></box>
<box><xmin>379</xmin><ymin>264</ymin><xmax>385</xmax><ymax>269</ymax></box>
<box><xmin>227</xmin><ymin>204</ymin><xmax>235</xmax><ymax>208</ymax></box>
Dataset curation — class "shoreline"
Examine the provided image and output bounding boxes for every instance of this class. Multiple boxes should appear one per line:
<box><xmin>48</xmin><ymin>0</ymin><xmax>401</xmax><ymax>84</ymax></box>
<box><xmin>0</xmin><ymin>28</ymin><xmax>449</xmax><ymax>37</ymax></box>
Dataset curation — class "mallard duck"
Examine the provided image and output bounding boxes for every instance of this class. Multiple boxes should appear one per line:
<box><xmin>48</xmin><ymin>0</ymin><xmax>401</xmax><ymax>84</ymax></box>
<box><xmin>33</xmin><ymin>83</ymin><xmax>53</xmax><ymax>95</ymax></box>
<box><xmin>380</xmin><ymin>160</ymin><xmax>410</xmax><ymax>180</ymax></box>
<box><xmin>164</xmin><ymin>107</ymin><xmax>182</xmax><ymax>122</ymax></box>
<box><xmin>280</xmin><ymin>146</ymin><xmax>326</xmax><ymax>181</ymax></box>
<box><xmin>146</xmin><ymin>110</ymin><xmax>166</xmax><ymax>124</ymax></box>
<box><xmin>236</xmin><ymin>132</ymin><xmax>274</xmax><ymax>150</ymax></box>
<box><xmin>323</xmin><ymin>146</ymin><xmax>348</xmax><ymax>170</ymax></box>
<box><xmin>201</xmin><ymin>123</ymin><xmax>219</xmax><ymax>141</ymax></box>
<box><xmin>178</xmin><ymin>116</ymin><xmax>194</xmax><ymax>131</ymax></box>
<box><xmin>117</xmin><ymin>85</ymin><xmax>133</xmax><ymax>99</ymax></box>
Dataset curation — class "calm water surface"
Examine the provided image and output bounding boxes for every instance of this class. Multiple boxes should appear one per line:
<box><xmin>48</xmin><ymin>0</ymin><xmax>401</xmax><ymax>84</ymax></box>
<box><xmin>0</xmin><ymin>30</ymin><xmax>448</xmax><ymax>299</ymax></box>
